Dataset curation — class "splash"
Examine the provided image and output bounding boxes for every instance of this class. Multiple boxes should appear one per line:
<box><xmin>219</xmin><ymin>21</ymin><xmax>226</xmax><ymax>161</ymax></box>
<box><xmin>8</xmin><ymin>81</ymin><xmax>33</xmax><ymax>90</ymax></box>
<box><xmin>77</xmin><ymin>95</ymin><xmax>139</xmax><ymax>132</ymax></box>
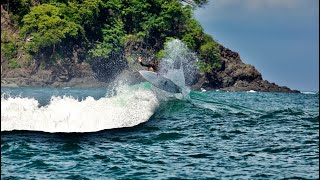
<box><xmin>1</xmin><ymin>84</ymin><xmax>159</xmax><ymax>133</ymax></box>
<box><xmin>159</xmin><ymin>39</ymin><xmax>199</xmax><ymax>87</ymax></box>
<box><xmin>0</xmin><ymin>40</ymin><xmax>199</xmax><ymax>133</ymax></box>
<box><xmin>118</xmin><ymin>39</ymin><xmax>196</xmax><ymax>100</ymax></box>
<box><xmin>157</xmin><ymin>39</ymin><xmax>199</xmax><ymax>99</ymax></box>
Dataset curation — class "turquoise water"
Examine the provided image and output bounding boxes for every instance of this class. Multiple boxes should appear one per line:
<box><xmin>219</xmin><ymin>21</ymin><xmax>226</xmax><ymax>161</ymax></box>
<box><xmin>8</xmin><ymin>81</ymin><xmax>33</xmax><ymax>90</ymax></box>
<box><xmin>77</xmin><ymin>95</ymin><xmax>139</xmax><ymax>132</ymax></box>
<box><xmin>1</xmin><ymin>86</ymin><xmax>319</xmax><ymax>179</ymax></box>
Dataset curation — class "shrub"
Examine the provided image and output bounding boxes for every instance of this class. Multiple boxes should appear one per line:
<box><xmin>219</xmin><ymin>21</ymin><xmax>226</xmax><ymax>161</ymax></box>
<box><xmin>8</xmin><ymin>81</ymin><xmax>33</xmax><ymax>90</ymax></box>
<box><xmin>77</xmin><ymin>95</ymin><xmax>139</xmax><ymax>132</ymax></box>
<box><xmin>8</xmin><ymin>58</ymin><xmax>20</xmax><ymax>69</ymax></box>
<box><xmin>198</xmin><ymin>41</ymin><xmax>221</xmax><ymax>73</ymax></box>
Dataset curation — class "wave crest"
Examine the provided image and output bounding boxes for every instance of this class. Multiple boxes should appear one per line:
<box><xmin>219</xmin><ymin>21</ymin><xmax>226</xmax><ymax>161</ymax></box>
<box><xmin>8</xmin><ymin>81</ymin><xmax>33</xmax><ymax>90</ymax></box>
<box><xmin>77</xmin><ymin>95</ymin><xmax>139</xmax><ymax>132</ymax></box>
<box><xmin>1</xmin><ymin>85</ymin><xmax>159</xmax><ymax>133</ymax></box>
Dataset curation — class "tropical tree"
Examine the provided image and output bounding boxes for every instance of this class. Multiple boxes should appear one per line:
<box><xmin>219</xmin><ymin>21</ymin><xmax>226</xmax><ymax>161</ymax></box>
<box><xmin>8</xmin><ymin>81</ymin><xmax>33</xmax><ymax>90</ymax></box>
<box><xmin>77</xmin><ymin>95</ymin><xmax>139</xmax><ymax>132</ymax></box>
<box><xmin>21</xmin><ymin>4</ymin><xmax>80</xmax><ymax>54</ymax></box>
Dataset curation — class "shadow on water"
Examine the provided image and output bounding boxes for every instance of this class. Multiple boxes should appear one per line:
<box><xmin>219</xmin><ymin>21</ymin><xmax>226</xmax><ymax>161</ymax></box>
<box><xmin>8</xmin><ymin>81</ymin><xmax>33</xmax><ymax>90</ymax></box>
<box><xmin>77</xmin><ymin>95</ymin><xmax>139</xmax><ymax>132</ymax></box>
<box><xmin>0</xmin><ymin>116</ymin><xmax>161</xmax><ymax>138</ymax></box>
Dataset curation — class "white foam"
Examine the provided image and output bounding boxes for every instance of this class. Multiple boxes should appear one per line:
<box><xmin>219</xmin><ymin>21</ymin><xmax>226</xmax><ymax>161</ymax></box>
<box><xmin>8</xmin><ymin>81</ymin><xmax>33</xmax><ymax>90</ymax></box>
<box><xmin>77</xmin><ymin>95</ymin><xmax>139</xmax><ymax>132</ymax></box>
<box><xmin>1</xmin><ymin>39</ymin><xmax>197</xmax><ymax>133</ymax></box>
<box><xmin>301</xmin><ymin>91</ymin><xmax>317</xmax><ymax>94</ymax></box>
<box><xmin>247</xmin><ymin>90</ymin><xmax>256</xmax><ymax>93</ymax></box>
<box><xmin>1</xmin><ymin>86</ymin><xmax>159</xmax><ymax>133</ymax></box>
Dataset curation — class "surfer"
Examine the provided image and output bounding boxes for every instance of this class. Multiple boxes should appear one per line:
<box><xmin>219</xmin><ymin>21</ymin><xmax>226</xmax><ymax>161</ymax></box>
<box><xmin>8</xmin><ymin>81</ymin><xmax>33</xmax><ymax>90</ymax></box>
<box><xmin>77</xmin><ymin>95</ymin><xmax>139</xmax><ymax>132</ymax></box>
<box><xmin>138</xmin><ymin>56</ymin><xmax>158</xmax><ymax>72</ymax></box>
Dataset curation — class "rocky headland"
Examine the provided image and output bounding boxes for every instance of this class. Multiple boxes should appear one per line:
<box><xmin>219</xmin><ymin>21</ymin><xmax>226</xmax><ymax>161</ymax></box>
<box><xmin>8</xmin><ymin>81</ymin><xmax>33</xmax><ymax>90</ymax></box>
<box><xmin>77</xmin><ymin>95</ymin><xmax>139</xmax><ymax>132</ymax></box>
<box><xmin>190</xmin><ymin>45</ymin><xmax>300</xmax><ymax>93</ymax></box>
<box><xmin>1</xmin><ymin>44</ymin><xmax>299</xmax><ymax>93</ymax></box>
<box><xmin>0</xmin><ymin>3</ymin><xmax>299</xmax><ymax>93</ymax></box>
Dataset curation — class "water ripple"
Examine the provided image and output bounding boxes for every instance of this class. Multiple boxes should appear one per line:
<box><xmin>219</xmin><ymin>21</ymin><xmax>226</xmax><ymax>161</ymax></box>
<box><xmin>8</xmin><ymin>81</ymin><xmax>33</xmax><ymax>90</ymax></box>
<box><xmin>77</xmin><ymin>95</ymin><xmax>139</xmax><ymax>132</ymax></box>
<box><xmin>1</xmin><ymin>90</ymin><xmax>319</xmax><ymax>179</ymax></box>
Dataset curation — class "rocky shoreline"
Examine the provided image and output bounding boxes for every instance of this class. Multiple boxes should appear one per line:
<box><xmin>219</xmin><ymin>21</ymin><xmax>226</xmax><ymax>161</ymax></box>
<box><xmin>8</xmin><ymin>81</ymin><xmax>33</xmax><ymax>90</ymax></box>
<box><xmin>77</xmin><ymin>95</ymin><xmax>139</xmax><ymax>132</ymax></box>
<box><xmin>1</xmin><ymin>45</ymin><xmax>300</xmax><ymax>93</ymax></box>
<box><xmin>0</xmin><ymin>75</ymin><xmax>300</xmax><ymax>93</ymax></box>
<box><xmin>189</xmin><ymin>45</ymin><xmax>300</xmax><ymax>93</ymax></box>
<box><xmin>0</xmin><ymin>77</ymin><xmax>300</xmax><ymax>93</ymax></box>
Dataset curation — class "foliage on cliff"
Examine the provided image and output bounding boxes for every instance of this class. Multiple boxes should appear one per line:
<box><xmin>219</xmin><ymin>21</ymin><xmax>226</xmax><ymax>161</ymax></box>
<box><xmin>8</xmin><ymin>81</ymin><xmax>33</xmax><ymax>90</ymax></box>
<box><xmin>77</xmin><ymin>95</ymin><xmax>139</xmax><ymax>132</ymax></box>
<box><xmin>1</xmin><ymin>0</ymin><xmax>220</xmax><ymax>74</ymax></box>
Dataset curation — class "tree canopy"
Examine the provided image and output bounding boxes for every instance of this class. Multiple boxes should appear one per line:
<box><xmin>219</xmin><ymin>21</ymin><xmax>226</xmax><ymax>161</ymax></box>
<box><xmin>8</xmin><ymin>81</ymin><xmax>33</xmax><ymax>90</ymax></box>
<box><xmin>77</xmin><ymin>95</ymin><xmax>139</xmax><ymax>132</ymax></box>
<box><xmin>1</xmin><ymin>0</ymin><xmax>220</xmax><ymax>73</ymax></box>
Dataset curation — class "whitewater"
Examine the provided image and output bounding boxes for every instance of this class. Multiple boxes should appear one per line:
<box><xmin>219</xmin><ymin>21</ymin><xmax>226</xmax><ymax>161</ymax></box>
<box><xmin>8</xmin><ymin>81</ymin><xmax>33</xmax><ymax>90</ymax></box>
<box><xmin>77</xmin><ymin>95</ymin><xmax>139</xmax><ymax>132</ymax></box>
<box><xmin>1</xmin><ymin>39</ymin><xmax>193</xmax><ymax>133</ymax></box>
<box><xmin>1</xmin><ymin>84</ymin><xmax>160</xmax><ymax>132</ymax></box>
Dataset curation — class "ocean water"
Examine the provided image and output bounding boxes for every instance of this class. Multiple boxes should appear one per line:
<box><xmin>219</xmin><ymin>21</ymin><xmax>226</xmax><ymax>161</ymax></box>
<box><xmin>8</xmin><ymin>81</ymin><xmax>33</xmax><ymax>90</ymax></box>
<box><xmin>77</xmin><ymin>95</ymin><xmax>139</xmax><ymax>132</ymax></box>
<box><xmin>1</xmin><ymin>85</ymin><xmax>319</xmax><ymax>179</ymax></box>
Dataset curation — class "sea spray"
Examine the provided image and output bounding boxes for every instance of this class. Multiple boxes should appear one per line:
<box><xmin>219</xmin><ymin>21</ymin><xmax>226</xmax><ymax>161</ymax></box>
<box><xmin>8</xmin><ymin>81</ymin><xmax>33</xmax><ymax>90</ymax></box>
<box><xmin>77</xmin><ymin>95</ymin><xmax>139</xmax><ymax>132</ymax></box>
<box><xmin>1</xmin><ymin>40</ymin><xmax>199</xmax><ymax>132</ymax></box>
<box><xmin>156</xmin><ymin>39</ymin><xmax>197</xmax><ymax>100</ymax></box>
<box><xmin>115</xmin><ymin>39</ymin><xmax>195</xmax><ymax>101</ymax></box>
<box><xmin>159</xmin><ymin>39</ymin><xmax>199</xmax><ymax>87</ymax></box>
<box><xmin>1</xmin><ymin>84</ymin><xmax>159</xmax><ymax>133</ymax></box>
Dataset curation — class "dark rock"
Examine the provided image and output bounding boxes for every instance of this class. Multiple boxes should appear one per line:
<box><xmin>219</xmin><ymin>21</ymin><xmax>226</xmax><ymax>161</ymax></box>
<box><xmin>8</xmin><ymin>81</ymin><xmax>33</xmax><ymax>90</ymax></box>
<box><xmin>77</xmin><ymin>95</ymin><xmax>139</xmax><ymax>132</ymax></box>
<box><xmin>0</xmin><ymin>41</ymin><xmax>300</xmax><ymax>93</ymax></box>
<box><xmin>192</xmin><ymin>44</ymin><xmax>300</xmax><ymax>93</ymax></box>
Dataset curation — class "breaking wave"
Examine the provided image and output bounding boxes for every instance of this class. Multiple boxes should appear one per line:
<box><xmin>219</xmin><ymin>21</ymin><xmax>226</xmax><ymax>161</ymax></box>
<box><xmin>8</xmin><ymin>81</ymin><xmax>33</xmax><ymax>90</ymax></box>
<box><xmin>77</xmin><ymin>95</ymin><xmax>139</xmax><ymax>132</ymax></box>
<box><xmin>1</xmin><ymin>84</ymin><xmax>159</xmax><ymax>133</ymax></box>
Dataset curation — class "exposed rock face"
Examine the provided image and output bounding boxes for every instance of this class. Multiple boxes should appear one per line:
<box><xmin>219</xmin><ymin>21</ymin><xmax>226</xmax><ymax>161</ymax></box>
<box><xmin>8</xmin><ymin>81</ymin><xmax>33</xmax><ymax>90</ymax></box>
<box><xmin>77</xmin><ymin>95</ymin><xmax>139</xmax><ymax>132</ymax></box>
<box><xmin>191</xmin><ymin>45</ymin><xmax>300</xmax><ymax>93</ymax></box>
<box><xmin>1</xmin><ymin>45</ymin><xmax>300</xmax><ymax>93</ymax></box>
<box><xmin>1</xmin><ymin>63</ymin><xmax>108</xmax><ymax>88</ymax></box>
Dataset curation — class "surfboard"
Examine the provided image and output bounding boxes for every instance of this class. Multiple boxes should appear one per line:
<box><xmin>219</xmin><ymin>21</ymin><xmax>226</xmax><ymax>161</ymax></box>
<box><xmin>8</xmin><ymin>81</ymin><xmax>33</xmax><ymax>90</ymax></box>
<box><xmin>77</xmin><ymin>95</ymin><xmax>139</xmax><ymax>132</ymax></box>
<box><xmin>139</xmin><ymin>70</ymin><xmax>182</xmax><ymax>93</ymax></box>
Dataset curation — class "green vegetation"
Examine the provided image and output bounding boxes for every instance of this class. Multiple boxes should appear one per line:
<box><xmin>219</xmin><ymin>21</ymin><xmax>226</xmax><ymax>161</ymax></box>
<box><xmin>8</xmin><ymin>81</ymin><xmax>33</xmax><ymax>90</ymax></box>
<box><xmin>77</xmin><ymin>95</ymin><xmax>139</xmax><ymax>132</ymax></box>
<box><xmin>199</xmin><ymin>41</ymin><xmax>221</xmax><ymax>73</ymax></box>
<box><xmin>21</xmin><ymin>4</ymin><xmax>80</xmax><ymax>54</ymax></box>
<box><xmin>8</xmin><ymin>58</ymin><xmax>21</xmax><ymax>69</ymax></box>
<box><xmin>1</xmin><ymin>0</ymin><xmax>221</xmax><ymax>75</ymax></box>
<box><xmin>1</xmin><ymin>41</ymin><xmax>18</xmax><ymax>60</ymax></box>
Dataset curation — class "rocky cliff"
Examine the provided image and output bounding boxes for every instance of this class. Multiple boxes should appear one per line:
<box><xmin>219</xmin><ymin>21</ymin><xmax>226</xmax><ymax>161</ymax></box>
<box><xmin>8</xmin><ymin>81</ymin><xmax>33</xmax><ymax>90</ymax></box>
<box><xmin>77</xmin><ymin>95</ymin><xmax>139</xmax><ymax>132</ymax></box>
<box><xmin>191</xmin><ymin>45</ymin><xmax>300</xmax><ymax>93</ymax></box>
<box><xmin>1</xmin><ymin>44</ymin><xmax>300</xmax><ymax>93</ymax></box>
